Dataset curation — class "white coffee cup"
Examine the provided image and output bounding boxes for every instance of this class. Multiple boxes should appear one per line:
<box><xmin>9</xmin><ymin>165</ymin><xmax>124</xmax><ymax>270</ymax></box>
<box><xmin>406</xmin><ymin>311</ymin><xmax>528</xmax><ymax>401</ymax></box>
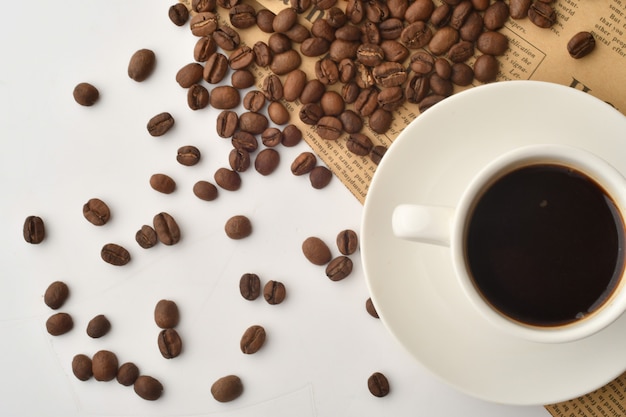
<box><xmin>392</xmin><ymin>144</ymin><xmax>626</xmax><ymax>343</ymax></box>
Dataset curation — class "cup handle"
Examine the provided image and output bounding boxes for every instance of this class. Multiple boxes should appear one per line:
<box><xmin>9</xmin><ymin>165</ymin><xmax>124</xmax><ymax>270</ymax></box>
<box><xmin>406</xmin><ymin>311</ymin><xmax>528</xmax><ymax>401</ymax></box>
<box><xmin>392</xmin><ymin>204</ymin><xmax>455</xmax><ymax>247</ymax></box>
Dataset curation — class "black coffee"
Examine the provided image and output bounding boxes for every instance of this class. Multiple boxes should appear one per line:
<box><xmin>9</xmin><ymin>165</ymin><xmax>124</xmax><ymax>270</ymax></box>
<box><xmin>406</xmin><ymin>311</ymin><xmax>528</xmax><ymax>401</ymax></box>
<box><xmin>466</xmin><ymin>164</ymin><xmax>625</xmax><ymax>327</ymax></box>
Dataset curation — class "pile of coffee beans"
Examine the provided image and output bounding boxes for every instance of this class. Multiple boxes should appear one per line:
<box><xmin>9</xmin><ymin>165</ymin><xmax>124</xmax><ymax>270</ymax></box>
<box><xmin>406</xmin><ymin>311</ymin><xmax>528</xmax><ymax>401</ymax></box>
<box><xmin>155</xmin><ymin>299</ymin><xmax>183</xmax><ymax>359</ymax></box>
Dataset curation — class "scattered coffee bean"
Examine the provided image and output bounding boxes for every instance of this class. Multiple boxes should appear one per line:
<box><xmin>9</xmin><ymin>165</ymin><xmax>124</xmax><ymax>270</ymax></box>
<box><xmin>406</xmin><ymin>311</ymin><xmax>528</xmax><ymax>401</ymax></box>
<box><xmin>567</xmin><ymin>31</ymin><xmax>595</xmax><ymax>59</ymax></box>
<box><xmin>117</xmin><ymin>362</ymin><xmax>140</xmax><ymax>386</ymax></box>
<box><xmin>326</xmin><ymin>256</ymin><xmax>353</xmax><ymax>281</ymax></box>
<box><xmin>257</xmin><ymin>8</ymin><xmax>276</xmax><ymax>32</ymax></box>
<box><xmin>46</xmin><ymin>312</ymin><xmax>73</xmax><ymax>336</ymax></box>
<box><xmin>368</xmin><ymin>372</ymin><xmax>390</xmax><ymax>397</ymax></box>
<box><xmin>194</xmin><ymin>36</ymin><xmax>217</xmax><ymax>61</ymax></box>
<box><xmin>158</xmin><ymin>328</ymin><xmax>183</xmax><ymax>359</ymax></box>
<box><xmin>176</xmin><ymin>62</ymin><xmax>204</xmax><ymax>88</ymax></box>
<box><xmin>477</xmin><ymin>31</ymin><xmax>509</xmax><ymax>56</ymax></box>
<box><xmin>86</xmin><ymin>314</ymin><xmax>111</xmax><ymax>338</ymax></box>
<box><xmin>188</xmin><ymin>84</ymin><xmax>210</xmax><ymax>110</ymax></box>
<box><xmin>190</xmin><ymin>12</ymin><xmax>218</xmax><ymax>37</ymax></box>
<box><xmin>528</xmin><ymin>1</ymin><xmax>557</xmax><ymax>28</ymax></box>
<box><xmin>153</xmin><ymin>212</ymin><xmax>181</xmax><ymax>245</ymax></box>
<box><xmin>176</xmin><ymin>145</ymin><xmax>201</xmax><ymax>166</ymax></box>
<box><xmin>72</xmin><ymin>354</ymin><xmax>93</xmax><ymax>381</ymax></box>
<box><xmin>239</xmin><ymin>112</ymin><xmax>269</xmax><ymax>135</ymax></box>
<box><xmin>264</xmin><ymin>280</ymin><xmax>286</xmax><ymax>305</ymax></box>
<box><xmin>309</xmin><ymin>166</ymin><xmax>333</xmax><ymax>189</ymax></box>
<box><xmin>473</xmin><ymin>54</ymin><xmax>499</xmax><ymax>82</ymax></box>
<box><xmin>239</xmin><ymin>273</ymin><xmax>261</xmax><ymax>300</ymax></box>
<box><xmin>229</xmin><ymin>148</ymin><xmax>251</xmax><ymax>172</ymax></box>
<box><xmin>154</xmin><ymin>299</ymin><xmax>180</xmax><ymax>329</ymax></box>
<box><xmin>225</xmin><ymin>215</ymin><xmax>252</xmax><ymax>239</ymax></box>
<box><xmin>193</xmin><ymin>180</ymin><xmax>219</xmax><ymax>201</ymax></box>
<box><xmin>214</xmin><ymin>168</ymin><xmax>242</xmax><ymax>191</ymax></box>
<box><xmin>128</xmin><ymin>49</ymin><xmax>156</xmax><ymax>82</ymax></box>
<box><xmin>211</xmin><ymin>375</ymin><xmax>243</xmax><ymax>402</ymax></box>
<box><xmin>147</xmin><ymin>112</ymin><xmax>175</xmax><ymax>137</ymax></box>
<box><xmin>134</xmin><ymin>375</ymin><xmax>163</xmax><ymax>401</ymax></box>
<box><xmin>336</xmin><ymin>229</ymin><xmax>358</xmax><ymax>255</ymax></box>
<box><xmin>92</xmin><ymin>350</ymin><xmax>118</xmax><ymax>382</ymax></box>
<box><xmin>209</xmin><ymin>85</ymin><xmax>241</xmax><ymax>109</ymax></box>
<box><xmin>231</xmin><ymin>69</ymin><xmax>255</xmax><ymax>89</ymax></box>
<box><xmin>168</xmin><ymin>3</ymin><xmax>189</xmax><ymax>26</ymax></box>
<box><xmin>365</xmin><ymin>297</ymin><xmax>379</xmax><ymax>318</ymax></box>
<box><xmin>509</xmin><ymin>0</ymin><xmax>532</xmax><ymax>20</ymax></box>
<box><xmin>282</xmin><ymin>124</ymin><xmax>303</xmax><ymax>147</ymax></box>
<box><xmin>346</xmin><ymin>133</ymin><xmax>373</xmax><ymax>156</ymax></box>
<box><xmin>316</xmin><ymin>116</ymin><xmax>343</xmax><ymax>140</ymax></box>
<box><xmin>150</xmin><ymin>173</ymin><xmax>176</xmax><ymax>194</ymax></box>
<box><xmin>73</xmin><ymin>82</ymin><xmax>99</xmax><ymax>106</ymax></box>
<box><xmin>302</xmin><ymin>236</ymin><xmax>332</xmax><ymax>265</ymax></box>
<box><xmin>136</xmin><ymin>225</ymin><xmax>158</xmax><ymax>248</ymax></box>
<box><xmin>101</xmin><ymin>243</ymin><xmax>131</xmax><ymax>266</ymax></box>
<box><xmin>291</xmin><ymin>152</ymin><xmax>317</xmax><ymax>176</ymax></box>
<box><xmin>368</xmin><ymin>108</ymin><xmax>393</xmax><ymax>134</ymax></box>
<box><xmin>255</xmin><ymin>149</ymin><xmax>280</xmax><ymax>176</ymax></box>
<box><xmin>216</xmin><ymin>110</ymin><xmax>239</xmax><ymax>138</ymax></box>
<box><xmin>23</xmin><ymin>215</ymin><xmax>45</xmax><ymax>244</ymax></box>
<box><xmin>243</xmin><ymin>90</ymin><xmax>266</xmax><ymax>112</ymax></box>
<box><xmin>204</xmin><ymin>52</ymin><xmax>229</xmax><ymax>83</ymax></box>
<box><xmin>370</xmin><ymin>145</ymin><xmax>387</xmax><ymax>165</ymax></box>
<box><xmin>262</xmin><ymin>127</ymin><xmax>284</xmax><ymax>147</ymax></box>
<box><xmin>268</xmin><ymin>101</ymin><xmax>290</xmax><ymax>125</ymax></box>
<box><xmin>44</xmin><ymin>281</ymin><xmax>69</xmax><ymax>310</ymax></box>
<box><xmin>83</xmin><ymin>198</ymin><xmax>111</xmax><ymax>226</ymax></box>
<box><xmin>240</xmin><ymin>325</ymin><xmax>266</xmax><ymax>354</ymax></box>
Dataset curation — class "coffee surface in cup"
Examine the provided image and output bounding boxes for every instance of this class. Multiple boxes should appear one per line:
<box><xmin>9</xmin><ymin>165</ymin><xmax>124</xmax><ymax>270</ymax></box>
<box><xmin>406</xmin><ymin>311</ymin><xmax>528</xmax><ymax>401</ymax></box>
<box><xmin>466</xmin><ymin>164</ymin><xmax>625</xmax><ymax>327</ymax></box>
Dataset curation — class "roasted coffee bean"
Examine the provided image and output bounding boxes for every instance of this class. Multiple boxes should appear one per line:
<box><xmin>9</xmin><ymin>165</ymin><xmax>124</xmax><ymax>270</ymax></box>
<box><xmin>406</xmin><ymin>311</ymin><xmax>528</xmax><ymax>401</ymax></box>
<box><xmin>448</xmin><ymin>40</ymin><xmax>475</xmax><ymax>62</ymax></box>
<box><xmin>301</xmin><ymin>37</ymin><xmax>330</xmax><ymax>57</ymax></box>
<box><xmin>44</xmin><ymin>281</ymin><xmax>69</xmax><ymax>310</ymax></box>
<box><xmin>336</xmin><ymin>25</ymin><xmax>362</xmax><ymax>42</ymax></box>
<box><xmin>72</xmin><ymin>354</ymin><xmax>93</xmax><ymax>381</ymax></box>
<box><xmin>291</xmin><ymin>152</ymin><xmax>317</xmax><ymax>175</ymax></box>
<box><xmin>327</xmin><ymin>6</ymin><xmax>348</xmax><ymax>27</ymax></box>
<box><xmin>361</xmin><ymin>21</ymin><xmax>381</xmax><ymax>45</ymax></box>
<box><xmin>284</xmin><ymin>23</ymin><xmax>312</xmax><ymax>43</ymax></box>
<box><xmin>239</xmin><ymin>112</ymin><xmax>269</xmax><ymax>135</ymax></box>
<box><xmin>302</xmin><ymin>236</ymin><xmax>332</xmax><ymax>265</ymax></box>
<box><xmin>134</xmin><ymin>375</ymin><xmax>163</xmax><ymax>401</ymax></box>
<box><xmin>194</xmin><ymin>36</ymin><xmax>217</xmax><ymax>62</ymax></box>
<box><xmin>46</xmin><ymin>312</ymin><xmax>73</xmax><ymax>336</ymax></box>
<box><xmin>256</xmin><ymin>9</ymin><xmax>276</xmax><ymax>32</ymax></box>
<box><xmin>337</xmin><ymin>59</ymin><xmax>356</xmax><ymax>83</ymax></box>
<box><xmin>262</xmin><ymin>75</ymin><xmax>284</xmax><ymax>101</ymax></box>
<box><xmin>300</xmin><ymin>79</ymin><xmax>325</xmax><ymax>104</ymax></box>
<box><xmin>158</xmin><ymin>328</ymin><xmax>183</xmax><ymax>359</ymax></box>
<box><xmin>154</xmin><ymin>299</ymin><xmax>180</xmax><ymax>329</ymax></box>
<box><xmin>477</xmin><ymin>31</ymin><xmax>509</xmax><ymax>56</ymax></box>
<box><xmin>329</xmin><ymin>39</ymin><xmax>360</xmax><ymax>62</ymax></box>
<box><xmin>346</xmin><ymin>0</ymin><xmax>365</xmax><ymax>24</ymax></box>
<box><xmin>217</xmin><ymin>111</ymin><xmax>238</xmax><ymax>138</ymax></box>
<box><xmin>431</xmin><ymin>3</ymin><xmax>452</xmax><ymax>27</ymax></box>
<box><xmin>268</xmin><ymin>101</ymin><xmax>290</xmax><ymax>125</ymax></box>
<box><xmin>203</xmin><ymin>52</ymin><xmax>229</xmax><ymax>83</ymax></box>
<box><xmin>177</xmin><ymin>145</ymin><xmax>201</xmax><ymax>166</ymax></box>
<box><xmin>229</xmin><ymin>46</ymin><xmax>256</xmax><ymax>70</ymax></box>
<box><xmin>117</xmin><ymin>362</ymin><xmax>140</xmax><ymax>386</ymax></box>
<box><xmin>320</xmin><ymin>91</ymin><xmax>345</xmax><ymax>116</ymax></box>
<box><xmin>23</xmin><ymin>215</ymin><xmax>45</xmax><ymax>244</ymax></box>
<box><xmin>176</xmin><ymin>63</ymin><xmax>203</xmax><ymax>88</ymax></box>
<box><xmin>373</xmin><ymin>62</ymin><xmax>407</xmax><ymax>87</ymax></box>
<box><xmin>418</xmin><ymin>94</ymin><xmax>446</xmax><ymax>113</ymax></box>
<box><xmin>147</xmin><ymin>112</ymin><xmax>174</xmax><ymax>137</ymax></box>
<box><xmin>243</xmin><ymin>91</ymin><xmax>266</xmax><ymax>113</ymax></box>
<box><xmin>282</xmin><ymin>124</ymin><xmax>302</xmax><ymax>147</ymax></box>
<box><xmin>192</xmin><ymin>0</ymin><xmax>216</xmax><ymax>13</ymax></box>
<box><xmin>370</xmin><ymin>145</ymin><xmax>387</xmax><ymax>165</ymax></box>
<box><xmin>311</xmin><ymin>19</ymin><xmax>336</xmax><ymax>43</ymax></box>
<box><xmin>92</xmin><ymin>350</ymin><xmax>118</xmax><ymax>382</ymax></box>
<box><xmin>405</xmin><ymin>74</ymin><xmax>430</xmax><ymax>104</ymax></box>
<box><xmin>337</xmin><ymin>229</ymin><xmax>358</xmax><ymax>255</ymax></box>
<box><xmin>483</xmin><ymin>1</ymin><xmax>510</xmax><ymax>30</ymax></box>
<box><xmin>153</xmin><ymin>212</ymin><xmax>181</xmax><ymax>245</ymax></box>
<box><xmin>273</xmin><ymin>7</ymin><xmax>298</xmax><ymax>33</ymax></box>
<box><xmin>290</xmin><ymin>0</ymin><xmax>311</xmax><ymax>13</ymax></box>
<box><xmin>379</xmin><ymin>18</ymin><xmax>404</xmax><ymax>40</ymax></box>
<box><xmin>377</xmin><ymin>86</ymin><xmax>404</xmax><ymax>111</ymax></box>
<box><xmin>214</xmin><ymin>168</ymin><xmax>242</xmax><ymax>191</ymax></box>
<box><xmin>473</xmin><ymin>54</ymin><xmax>499</xmax><ymax>82</ymax></box>
<box><xmin>218</xmin><ymin>0</ymin><xmax>239</xmax><ymax>9</ymax></box>
<box><xmin>229</xmin><ymin>148</ymin><xmax>251</xmax><ymax>172</ymax></box>
<box><xmin>86</xmin><ymin>314</ymin><xmax>110</xmax><ymax>338</ymax></box>
<box><xmin>230</xmin><ymin>4</ymin><xmax>257</xmax><ymax>29</ymax></box>
<box><xmin>300</xmin><ymin>103</ymin><xmax>324</xmax><ymax>125</ymax></box>
<box><xmin>365</xmin><ymin>297</ymin><xmax>380</xmax><ymax>318</ymax></box>
<box><xmin>435</xmin><ymin>58</ymin><xmax>452</xmax><ymax>79</ymax></box>
<box><xmin>401</xmin><ymin>21</ymin><xmax>433</xmax><ymax>50</ymax></box>
<box><xmin>210</xmin><ymin>86</ymin><xmax>240</xmax><ymax>109</ymax></box>
<box><xmin>213</xmin><ymin>26</ymin><xmax>241</xmax><ymax>51</ymax></box>
<box><xmin>316</xmin><ymin>116</ymin><xmax>343</xmax><ymax>140</ymax></box>
<box><xmin>509</xmin><ymin>0</ymin><xmax>532</xmax><ymax>19</ymax></box>
<box><xmin>231</xmin><ymin>69</ymin><xmax>255</xmax><ymax>89</ymax></box>
<box><xmin>127</xmin><ymin>49</ymin><xmax>156</xmax><ymax>82</ymax></box>
<box><xmin>314</xmin><ymin>0</ymin><xmax>337</xmax><ymax>9</ymax></box>
<box><xmin>428</xmin><ymin>26</ymin><xmax>459</xmax><ymax>55</ymax></box>
<box><xmin>82</xmin><ymin>198</ymin><xmax>110</xmax><ymax>226</ymax></box>
<box><xmin>380</xmin><ymin>40</ymin><xmax>409</xmax><ymax>63</ymax></box>
<box><xmin>405</xmin><ymin>0</ymin><xmax>435</xmax><ymax>22</ymax></box>
<box><xmin>239</xmin><ymin>273</ymin><xmax>261</xmax><ymax>300</ymax></box>
<box><xmin>451</xmin><ymin>62</ymin><xmax>474</xmax><ymax>86</ymax></box>
<box><xmin>264</xmin><ymin>280</ymin><xmax>286</xmax><ymax>305</ymax></box>
<box><xmin>187</xmin><ymin>84</ymin><xmax>210</xmax><ymax>110</ymax></box>
<box><xmin>354</xmin><ymin>88</ymin><xmax>379</xmax><ymax>117</ymax></box>
<box><xmin>339</xmin><ymin>110</ymin><xmax>363</xmax><ymax>134</ymax></box>
<box><xmin>270</xmin><ymin>50</ymin><xmax>302</xmax><ymax>76</ymax></box>
<box><xmin>150</xmin><ymin>173</ymin><xmax>176</xmax><ymax>194</ymax></box>
<box><xmin>252</xmin><ymin>41</ymin><xmax>272</xmax><ymax>67</ymax></box>
<box><xmin>240</xmin><ymin>325</ymin><xmax>266</xmax><ymax>354</ymax></box>
<box><xmin>326</xmin><ymin>256</ymin><xmax>353</xmax><ymax>281</ymax></box>
<box><xmin>73</xmin><ymin>82</ymin><xmax>99</xmax><ymax>106</ymax></box>
<box><xmin>316</xmin><ymin>58</ymin><xmax>339</xmax><ymax>85</ymax></box>
<box><xmin>136</xmin><ymin>225</ymin><xmax>158</xmax><ymax>248</ymax></box>
<box><xmin>459</xmin><ymin>11</ymin><xmax>484</xmax><ymax>42</ymax></box>
<box><xmin>387</xmin><ymin>0</ymin><xmax>409</xmax><ymax>18</ymax></box>
<box><xmin>211</xmin><ymin>375</ymin><xmax>243</xmax><ymax>402</ymax></box>
<box><xmin>430</xmin><ymin>73</ymin><xmax>453</xmax><ymax>97</ymax></box>
<box><xmin>193</xmin><ymin>181</ymin><xmax>219</xmax><ymax>201</ymax></box>
<box><xmin>357</xmin><ymin>44</ymin><xmax>384</xmax><ymax>67</ymax></box>
<box><xmin>232</xmin><ymin>131</ymin><xmax>259</xmax><ymax>152</ymax></box>
<box><xmin>225</xmin><ymin>215</ymin><xmax>252</xmax><ymax>239</ymax></box>
<box><xmin>342</xmin><ymin>82</ymin><xmax>361</xmax><ymax>104</ymax></box>
<box><xmin>471</xmin><ymin>0</ymin><xmax>489</xmax><ymax>10</ymax></box>
<box><xmin>369</xmin><ymin>108</ymin><xmax>393</xmax><ymax>134</ymax></box>
<box><xmin>261</xmin><ymin>127</ymin><xmax>284</xmax><ymax>147</ymax></box>
<box><xmin>101</xmin><ymin>243</ymin><xmax>131</xmax><ymax>266</ymax></box>
<box><xmin>355</xmin><ymin>63</ymin><xmax>375</xmax><ymax>88</ymax></box>
<box><xmin>450</xmin><ymin>0</ymin><xmax>473</xmax><ymax>30</ymax></box>
<box><xmin>190</xmin><ymin>12</ymin><xmax>218</xmax><ymax>37</ymax></box>
<box><xmin>283</xmin><ymin>69</ymin><xmax>307</xmax><ymax>102</ymax></box>
<box><xmin>409</xmin><ymin>50</ymin><xmax>435</xmax><ymax>75</ymax></box>
<box><xmin>169</xmin><ymin>3</ymin><xmax>189</xmax><ymax>26</ymax></box>
<box><xmin>346</xmin><ymin>133</ymin><xmax>374</xmax><ymax>156</ymax></box>
<box><xmin>365</xmin><ymin>0</ymin><xmax>390</xmax><ymax>22</ymax></box>
<box><xmin>255</xmin><ymin>149</ymin><xmax>280</xmax><ymax>175</ymax></box>
<box><xmin>268</xmin><ymin>33</ymin><xmax>292</xmax><ymax>54</ymax></box>
<box><xmin>567</xmin><ymin>31</ymin><xmax>596</xmax><ymax>59</ymax></box>
<box><xmin>368</xmin><ymin>372</ymin><xmax>390</xmax><ymax>397</ymax></box>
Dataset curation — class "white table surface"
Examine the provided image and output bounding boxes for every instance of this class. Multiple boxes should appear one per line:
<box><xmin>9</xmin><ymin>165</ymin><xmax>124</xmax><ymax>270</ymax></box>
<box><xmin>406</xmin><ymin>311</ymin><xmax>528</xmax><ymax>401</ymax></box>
<box><xmin>0</xmin><ymin>1</ymin><xmax>550</xmax><ymax>416</ymax></box>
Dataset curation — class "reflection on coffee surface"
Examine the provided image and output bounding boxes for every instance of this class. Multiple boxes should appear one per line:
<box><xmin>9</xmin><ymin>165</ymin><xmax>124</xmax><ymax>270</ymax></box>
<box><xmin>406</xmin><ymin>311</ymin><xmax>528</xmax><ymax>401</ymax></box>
<box><xmin>466</xmin><ymin>164</ymin><xmax>625</xmax><ymax>327</ymax></box>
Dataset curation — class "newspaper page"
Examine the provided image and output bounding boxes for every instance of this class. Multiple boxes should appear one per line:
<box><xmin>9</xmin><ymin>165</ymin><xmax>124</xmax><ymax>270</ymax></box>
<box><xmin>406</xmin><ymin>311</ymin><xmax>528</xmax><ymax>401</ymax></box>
<box><xmin>179</xmin><ymin>0</ymin><xmax>626</xmax><ymax>413</ymax></box>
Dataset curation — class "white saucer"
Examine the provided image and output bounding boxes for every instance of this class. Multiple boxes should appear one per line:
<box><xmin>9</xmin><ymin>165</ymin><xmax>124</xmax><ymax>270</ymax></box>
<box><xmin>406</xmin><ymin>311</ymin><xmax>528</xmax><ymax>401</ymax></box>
<box><xmin>361</xmin><ymin>81</ymin><xmax>626</xmax><ymax>406</ymax></box>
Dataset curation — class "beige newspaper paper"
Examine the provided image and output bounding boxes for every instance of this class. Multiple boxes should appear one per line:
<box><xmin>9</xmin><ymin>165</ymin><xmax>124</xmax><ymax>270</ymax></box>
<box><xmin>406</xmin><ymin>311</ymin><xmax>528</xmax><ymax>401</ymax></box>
<box><xmin>180</xmin><ymin>0</ymin><xmax>626</xmax><ymax>413</ymax></box>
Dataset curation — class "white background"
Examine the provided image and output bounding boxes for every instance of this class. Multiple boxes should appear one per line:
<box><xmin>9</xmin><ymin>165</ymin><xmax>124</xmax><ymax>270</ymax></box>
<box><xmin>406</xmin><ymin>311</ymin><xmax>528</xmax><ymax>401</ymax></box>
<box><xmin>0</xmin><ymin>1</ymin><xmax>549</xmax><ymax>416</ymax></box>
